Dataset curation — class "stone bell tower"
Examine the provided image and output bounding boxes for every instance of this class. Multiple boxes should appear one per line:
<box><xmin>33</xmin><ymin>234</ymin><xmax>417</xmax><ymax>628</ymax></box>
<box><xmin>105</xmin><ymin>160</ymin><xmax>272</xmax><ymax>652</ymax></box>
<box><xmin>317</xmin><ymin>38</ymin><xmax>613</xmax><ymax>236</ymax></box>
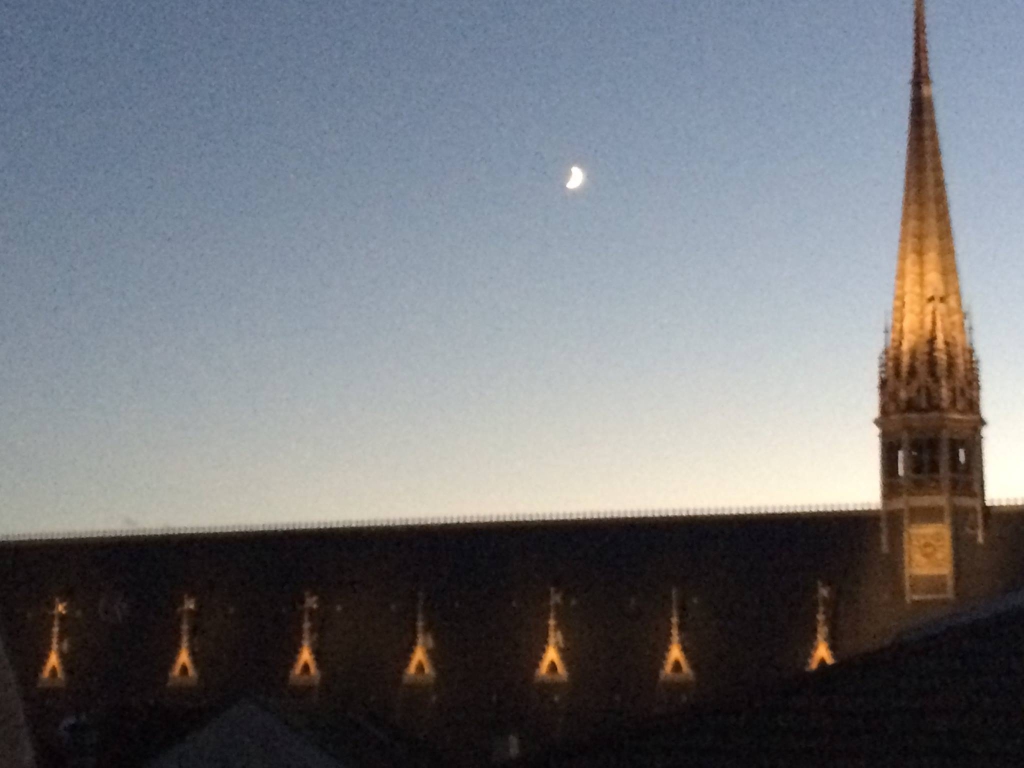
<box><xmin>877</xmin><ymin>0</ymin><xmax>984</xmax><ymax>601</ymax></box>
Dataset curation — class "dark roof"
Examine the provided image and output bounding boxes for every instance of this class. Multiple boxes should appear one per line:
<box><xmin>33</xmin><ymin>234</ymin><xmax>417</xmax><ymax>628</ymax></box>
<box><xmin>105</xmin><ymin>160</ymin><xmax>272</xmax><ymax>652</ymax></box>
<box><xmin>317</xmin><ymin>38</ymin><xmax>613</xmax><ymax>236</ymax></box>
<box><xmin>145</xmin><ymin>698</ymin><xmax>444</xmax><ymax>768</ymax></box>
<box><xmin>146</xmin><ymin>700</ymin><xmax>345</xmax><ymax>768</ymax></box>
<box><xmin>0</xmin><ymin>631</ymin><xmax>35</xmax><ymax>768</ymax></box>
<box><xmin>527</xmin><ymin>589</ymin><xmax>1024</xmax><ymax>767</ymax></box>
<box><xmin>35</xmin><ymin>696</ymin><xmax>444</xmax><ymax>768</ymax></box>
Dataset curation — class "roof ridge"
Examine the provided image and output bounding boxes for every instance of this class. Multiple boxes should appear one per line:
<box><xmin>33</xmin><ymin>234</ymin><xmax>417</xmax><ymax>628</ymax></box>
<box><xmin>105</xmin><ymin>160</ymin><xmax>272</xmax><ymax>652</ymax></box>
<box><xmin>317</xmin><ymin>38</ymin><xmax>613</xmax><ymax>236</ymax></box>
<box><xmin>0</xmin><ymin>501</ymin><xmax>889</xmax><ymax>543</ymax></box>
<box><xmin>5</xmin><ymin>499</ymin><xmax>1024</xmax><ymax>544</ymax></box>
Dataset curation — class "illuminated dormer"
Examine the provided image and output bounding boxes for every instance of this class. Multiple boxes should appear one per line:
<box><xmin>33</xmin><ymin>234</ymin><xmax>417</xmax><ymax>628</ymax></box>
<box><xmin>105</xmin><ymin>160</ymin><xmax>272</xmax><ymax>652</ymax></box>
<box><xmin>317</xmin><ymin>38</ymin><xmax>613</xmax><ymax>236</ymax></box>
<box><xmin>168</xmin><ymin>595</ymin><xmax>199</xmax><ymax>687</ymax></box>
<box><xmin>534</xmin><ymin>588</ymin><xmax>568</xmax><ymax>684</ymax></box>
<box><xmin>289</xmin><ymin>592</ymin><xmax>322</xmax><ymax>687</ymax></box>
<box><xmin>402</xmin><ymin>592</ymin><xmax>436</xmax><ymax>685</ymax></box>
<box><xmin>659</xmin><ymin>588</ymin><xmax>695</xmax><ymax>684</ymax></box>
<box><xmin>806</xmin><ymin>582</ymin><xmax>835</xmax><ymax>672</ymax></box>
<box><xmin>38</xmin><ymin>598</ymin><xmax>67</xmax><ymax>689</ymax></box>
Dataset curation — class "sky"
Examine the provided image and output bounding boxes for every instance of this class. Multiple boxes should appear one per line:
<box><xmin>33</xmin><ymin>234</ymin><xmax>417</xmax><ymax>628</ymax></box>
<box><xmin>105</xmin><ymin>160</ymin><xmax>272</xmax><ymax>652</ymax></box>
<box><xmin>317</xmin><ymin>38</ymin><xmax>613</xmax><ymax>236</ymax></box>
<box><xmin>2</xmin><ymin>0</ymin><xmax>1022</xmax><ymax>534</ymax></box>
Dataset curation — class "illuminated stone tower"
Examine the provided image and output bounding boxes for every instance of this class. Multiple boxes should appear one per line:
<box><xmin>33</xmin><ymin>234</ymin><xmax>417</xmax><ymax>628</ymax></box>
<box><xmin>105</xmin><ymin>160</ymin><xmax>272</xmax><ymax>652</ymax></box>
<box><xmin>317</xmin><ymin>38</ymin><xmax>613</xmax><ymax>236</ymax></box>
<box><xmin>877</xmin><ymin>0</ymin><xmax>984</xmax><ymax>601</ymax></box>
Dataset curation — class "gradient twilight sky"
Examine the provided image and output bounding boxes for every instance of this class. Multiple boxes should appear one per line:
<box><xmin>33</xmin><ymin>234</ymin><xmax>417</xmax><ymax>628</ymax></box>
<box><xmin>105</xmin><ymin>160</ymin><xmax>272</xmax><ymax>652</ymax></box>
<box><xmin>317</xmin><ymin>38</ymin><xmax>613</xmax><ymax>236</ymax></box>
<box><xmin>2</xmin><ymin>0</ymin><xmax>1022</xmax><ymax>534</ymax></box>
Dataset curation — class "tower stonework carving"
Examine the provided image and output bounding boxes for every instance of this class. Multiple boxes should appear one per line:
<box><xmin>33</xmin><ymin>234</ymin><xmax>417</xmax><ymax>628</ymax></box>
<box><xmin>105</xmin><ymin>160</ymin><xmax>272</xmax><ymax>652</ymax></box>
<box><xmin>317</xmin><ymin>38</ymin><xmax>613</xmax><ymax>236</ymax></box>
<box><xmin>877</xmin><ymin>0</ymin><xmax>984</xmax><ymax>601</ymax></box>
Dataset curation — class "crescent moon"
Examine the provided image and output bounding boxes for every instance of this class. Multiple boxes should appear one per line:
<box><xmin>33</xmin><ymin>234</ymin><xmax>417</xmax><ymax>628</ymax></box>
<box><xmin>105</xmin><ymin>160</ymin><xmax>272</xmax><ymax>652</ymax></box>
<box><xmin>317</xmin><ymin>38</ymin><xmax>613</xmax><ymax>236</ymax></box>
<box><xmin>566</xmin><ymin>166</ymin><xmax>585</xmax><ymax>190</ymax></box>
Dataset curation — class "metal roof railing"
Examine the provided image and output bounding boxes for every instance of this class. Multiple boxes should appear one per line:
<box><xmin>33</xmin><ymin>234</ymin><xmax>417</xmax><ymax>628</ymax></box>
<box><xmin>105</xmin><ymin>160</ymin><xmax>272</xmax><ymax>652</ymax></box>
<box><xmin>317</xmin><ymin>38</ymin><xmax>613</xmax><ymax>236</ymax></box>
<box><xmin>1</xmin><ymin>498</ymin><xmax>1022</xmax><ymax>545</ymax></box>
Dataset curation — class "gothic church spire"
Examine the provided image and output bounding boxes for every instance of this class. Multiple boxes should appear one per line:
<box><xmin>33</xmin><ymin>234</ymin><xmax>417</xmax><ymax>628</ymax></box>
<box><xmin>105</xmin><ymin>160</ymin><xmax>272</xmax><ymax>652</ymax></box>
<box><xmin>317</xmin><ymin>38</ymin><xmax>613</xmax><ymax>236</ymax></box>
<box><xmin>877</xmin><ymin>0</ymin><xmax>985</xmax><ymax>602</ymax></box>
<box><xmin>882</xmin><ymin>0</ymin><xmax>978</xmax><ymax>417</ymax></box>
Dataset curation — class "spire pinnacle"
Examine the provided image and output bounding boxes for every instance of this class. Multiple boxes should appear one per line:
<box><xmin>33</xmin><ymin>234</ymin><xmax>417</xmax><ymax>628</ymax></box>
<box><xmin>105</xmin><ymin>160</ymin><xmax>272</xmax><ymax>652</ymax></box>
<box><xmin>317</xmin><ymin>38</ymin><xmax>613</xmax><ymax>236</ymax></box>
<box><xmin>913</xmin><ymin>0</ymin><xmax>930</xmax><ymax>85</ymax></box>
<box><xmin>880</xmin><ymin>0</ymin><xmax>978</xmax><ymax>417</ymax></box>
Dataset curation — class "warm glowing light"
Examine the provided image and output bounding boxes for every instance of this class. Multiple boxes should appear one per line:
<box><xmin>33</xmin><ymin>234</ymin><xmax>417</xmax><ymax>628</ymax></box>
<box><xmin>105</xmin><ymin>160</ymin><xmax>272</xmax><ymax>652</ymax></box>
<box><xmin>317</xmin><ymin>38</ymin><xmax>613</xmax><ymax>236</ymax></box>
<box><xmin>38</xmin><ymin>598</ymin><xmax>67</xmax><ymax>688</ymax></box>
<box><xmin>565</xmin><ymin>166</ymin><xmax>585</xmax><ymax>190</ymax></box>
<box><xmin>806</xmin><ymin>582</ymin><xmax>835</xmax><ymax>672</ymax></box>
<box><xmin>904</xmin><ymin>519</ymin><xmax>956</xmax><ymax>600</ymax></box>
<box><xmin>659</xmin><ymin>588</ymin><xmax>695</xmax><ymax>683</ymax></box>
<box><xmin>289</xmin><ymin>592</ymin><xmax>321</xmax><ymax>687</ymax></box>
<box><xmin>403</xmin><ymin>592</ymin><xmax>436</xmax><ymax>685</ymax></box>
<box><xmin>907</xmin><ymin>523</ymin><xmax>953</xmax><ymax>576</ymax></box>
<box><xmin>535</xmin><ymin>588</ymin><xmax>568</xmax><ymax>683</ymax></box>
<box><xmin>168</xmin><ymin>595</ymin><xmax>199</xmax><ymax>687</ymax></box>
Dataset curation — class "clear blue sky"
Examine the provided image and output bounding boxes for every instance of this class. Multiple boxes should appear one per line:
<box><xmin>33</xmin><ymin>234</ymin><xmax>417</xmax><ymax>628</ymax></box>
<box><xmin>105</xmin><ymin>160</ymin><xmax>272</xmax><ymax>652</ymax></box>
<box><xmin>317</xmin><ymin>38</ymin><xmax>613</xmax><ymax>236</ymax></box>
<box><xmin>2</xmin><ymin>0</ymin><xmax>1022</xmax><ymax>533</ymax></box>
